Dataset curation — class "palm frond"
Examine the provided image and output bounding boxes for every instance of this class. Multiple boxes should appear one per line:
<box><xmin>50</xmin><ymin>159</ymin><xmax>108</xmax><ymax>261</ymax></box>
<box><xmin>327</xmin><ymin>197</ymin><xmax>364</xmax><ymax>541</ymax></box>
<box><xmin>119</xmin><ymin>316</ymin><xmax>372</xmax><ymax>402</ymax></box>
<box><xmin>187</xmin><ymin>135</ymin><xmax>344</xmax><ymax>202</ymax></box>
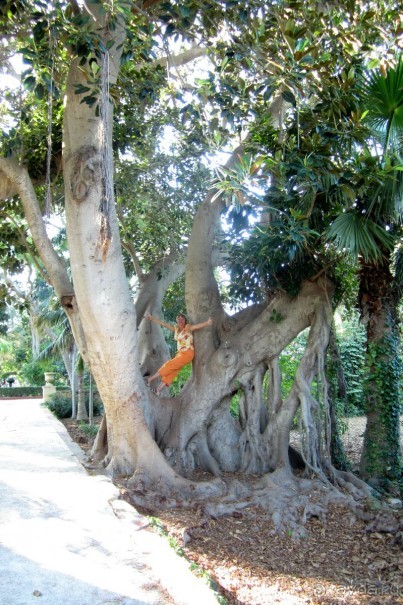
<box><xmin>34</xmin><ymin>302</ymin><xmax>68</xmax><ymax>330</ymax></box>
<box><xmin>327</xmin><ymin>212</ymin><xmax>395</xmax><ymax>262</ymax></box>
<box><xmin>363</xmin><ymin>56</ymin><xmax>403</xmax><ymax>152</ymax></box>
<box><xmin>365</xmin><ymin>156</ymin><xmax>403</xmax><ymax>222</ymax></box>
<box><xmin>36</xmin><ymin>326</ymin><xmax>73</xmax><ymax>361</ymax></box>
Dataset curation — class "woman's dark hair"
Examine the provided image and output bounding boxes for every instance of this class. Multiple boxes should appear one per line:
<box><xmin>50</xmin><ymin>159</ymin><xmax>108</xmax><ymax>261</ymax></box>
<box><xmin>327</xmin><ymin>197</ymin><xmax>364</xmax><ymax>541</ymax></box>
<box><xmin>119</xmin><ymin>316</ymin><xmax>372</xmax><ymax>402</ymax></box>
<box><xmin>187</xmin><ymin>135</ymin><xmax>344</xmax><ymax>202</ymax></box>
<box><xmin>176</xmin><ymin>313</ymin><xmax>188</xmax><ymax>324</ymax></box>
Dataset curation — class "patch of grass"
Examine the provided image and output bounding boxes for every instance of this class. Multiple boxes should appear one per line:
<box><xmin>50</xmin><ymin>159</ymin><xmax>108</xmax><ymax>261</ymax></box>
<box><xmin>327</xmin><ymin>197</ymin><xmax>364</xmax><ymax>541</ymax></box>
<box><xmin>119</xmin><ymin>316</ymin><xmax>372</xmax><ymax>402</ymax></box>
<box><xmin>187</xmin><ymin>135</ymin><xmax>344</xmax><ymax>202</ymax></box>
<box><xmin>78</xmin><ymin>422</ymin><xmax>99</xmax><ymax>437</ymax></box>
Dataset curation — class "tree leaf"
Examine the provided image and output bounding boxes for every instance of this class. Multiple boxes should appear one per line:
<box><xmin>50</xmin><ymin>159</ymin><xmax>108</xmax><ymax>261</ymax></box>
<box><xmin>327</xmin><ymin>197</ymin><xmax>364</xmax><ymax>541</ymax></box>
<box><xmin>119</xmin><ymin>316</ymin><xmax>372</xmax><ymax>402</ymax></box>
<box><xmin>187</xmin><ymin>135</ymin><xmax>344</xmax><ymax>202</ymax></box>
<box><xmin>282</xmin><ymin>90</ymin><xmax>297</xmax><ymax>107</ymax></box>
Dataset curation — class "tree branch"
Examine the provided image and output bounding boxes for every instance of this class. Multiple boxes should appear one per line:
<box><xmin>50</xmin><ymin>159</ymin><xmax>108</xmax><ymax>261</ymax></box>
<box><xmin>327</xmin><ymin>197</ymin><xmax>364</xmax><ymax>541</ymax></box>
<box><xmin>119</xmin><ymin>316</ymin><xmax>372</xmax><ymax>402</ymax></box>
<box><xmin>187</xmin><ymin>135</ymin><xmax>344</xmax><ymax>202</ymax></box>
<box><xmin>117</xmin><ymin>203</ymin><xmax>144</xmax><ymax>278</ymax></box>
<box><xmin>185</xmin><ymin>143</ymin><xmax>247</xmax><ymax>332</ymax></box>
<box><xmin>122</xmin><ymin>240</ymin><xmax>144</xmax><ymax>278</ymax></box>
<box><xmin>0</xmin><ymin>157</ymin><xmax>72</xmax><ymax>296</ymax></box>
<box><xmin>134</xmin><ymin>46</ymin><xmax>206</xmax><ymax>72</ymax></box>
<box><xmin>5</xmin><ymin>214</ymin><xmax>50</xmax><ymax>284</ymax></box>
<box><xmin>0</xmin><ymin>157</ymin><xmax>91</xmax><ymax>365</ymax></box>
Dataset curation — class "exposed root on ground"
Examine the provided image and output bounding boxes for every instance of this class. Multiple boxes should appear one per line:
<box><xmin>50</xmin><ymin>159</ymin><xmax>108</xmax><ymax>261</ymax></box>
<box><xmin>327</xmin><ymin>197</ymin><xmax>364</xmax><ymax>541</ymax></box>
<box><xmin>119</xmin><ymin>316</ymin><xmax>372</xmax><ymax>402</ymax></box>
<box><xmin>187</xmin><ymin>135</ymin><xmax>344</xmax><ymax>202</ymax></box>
<box><xmin>119</xmin><ymin>465</ymin><xmax>401</xmax><ymax>538</ymax></box>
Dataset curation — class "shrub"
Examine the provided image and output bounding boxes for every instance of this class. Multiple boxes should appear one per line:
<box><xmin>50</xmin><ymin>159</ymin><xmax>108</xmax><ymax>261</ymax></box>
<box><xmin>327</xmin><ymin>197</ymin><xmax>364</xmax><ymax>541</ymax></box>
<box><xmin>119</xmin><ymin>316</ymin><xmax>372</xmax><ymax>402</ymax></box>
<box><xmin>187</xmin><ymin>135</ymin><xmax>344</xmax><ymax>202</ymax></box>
<box><xmin>0</xmin><ymin>387</ymin><xmax>42</xmax><ymax>398</ymax></box>
<box><xmin>43</xmin><ymin>390</ymin><xmax>104</xmax><ymax>418</ymax></box>
<box><xmin>78</xmin><ymin>390</ymin><xmax>104</xmax><ymax>415</ymax></box>
<box><xmin>43</xmin><ymin>392</ymin><xmax>72</xmax><ymax>419</ymax></box>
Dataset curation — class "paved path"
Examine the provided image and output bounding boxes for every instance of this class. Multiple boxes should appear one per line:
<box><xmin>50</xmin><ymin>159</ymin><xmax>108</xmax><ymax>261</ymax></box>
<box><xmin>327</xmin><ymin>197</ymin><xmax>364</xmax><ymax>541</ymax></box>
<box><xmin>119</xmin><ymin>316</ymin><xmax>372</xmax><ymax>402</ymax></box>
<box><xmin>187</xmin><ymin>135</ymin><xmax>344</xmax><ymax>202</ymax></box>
<box><xmin>0</xmin><ymin>399</ymin><xmax>218</xmax><ymax>605</ymax></box>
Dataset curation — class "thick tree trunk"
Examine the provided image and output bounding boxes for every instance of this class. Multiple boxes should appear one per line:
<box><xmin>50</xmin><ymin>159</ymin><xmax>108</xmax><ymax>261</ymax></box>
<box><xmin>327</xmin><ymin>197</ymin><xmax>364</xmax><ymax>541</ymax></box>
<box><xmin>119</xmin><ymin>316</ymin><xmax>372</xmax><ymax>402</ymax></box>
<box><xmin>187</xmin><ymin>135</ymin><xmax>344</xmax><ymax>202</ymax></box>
<box><xmin>358</xmin><ymin>258</ymin><xmax>401</xmax><ymax>490</ymax></box>
<box><xmin>162</xmin><ymin>279</ymin><xmax>334</xmax><ymax>476</ymax></box>
<box><xmin>61</xmin><ymin>16</ymin><xmax>162</xmax><ymax>479</ymax></box>
<box><xmin>0</xmin><ymin>157</ymin><xmax>88</xmax><ymax>360</ymax></box>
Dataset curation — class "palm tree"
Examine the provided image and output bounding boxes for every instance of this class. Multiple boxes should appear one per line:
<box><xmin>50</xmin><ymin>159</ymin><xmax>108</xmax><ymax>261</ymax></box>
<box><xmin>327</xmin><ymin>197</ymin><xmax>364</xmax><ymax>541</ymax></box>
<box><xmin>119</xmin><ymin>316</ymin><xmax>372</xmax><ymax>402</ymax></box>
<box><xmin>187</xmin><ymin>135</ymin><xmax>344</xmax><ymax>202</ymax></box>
<box><xmin>327</xmin><ymin>56</ymin><xmax>403</xmax><ymax>492</ymax></box>
<box><xmin>36</xmin><ymin>301</ymin><xmax>88</xmax><ymax>421</ymax></box>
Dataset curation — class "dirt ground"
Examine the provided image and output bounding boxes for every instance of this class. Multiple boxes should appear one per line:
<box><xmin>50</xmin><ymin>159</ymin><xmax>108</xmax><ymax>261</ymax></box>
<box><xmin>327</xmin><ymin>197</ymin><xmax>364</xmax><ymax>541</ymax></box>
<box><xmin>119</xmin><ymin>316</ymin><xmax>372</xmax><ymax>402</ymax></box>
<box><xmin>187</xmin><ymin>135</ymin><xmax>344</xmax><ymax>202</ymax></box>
<box><xmin>62</xmin><ymin>416</ymin><xmax>403</xmax><ymax>605</ymax></box>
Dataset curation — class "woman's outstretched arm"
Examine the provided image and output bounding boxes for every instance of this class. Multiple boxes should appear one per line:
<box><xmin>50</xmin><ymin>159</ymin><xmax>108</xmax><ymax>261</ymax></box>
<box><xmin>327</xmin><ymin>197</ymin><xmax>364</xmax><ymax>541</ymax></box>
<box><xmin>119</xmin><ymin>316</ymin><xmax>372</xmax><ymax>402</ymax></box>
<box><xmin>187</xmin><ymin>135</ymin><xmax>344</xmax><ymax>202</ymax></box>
<box><xmin>145</xmin><ymin>314</ymin><xmax>175</xmax><ymax>332</ymax></box>
<box><xmin>189</xmin><ymin>317</ymin><xmax>212</xmax><ymax>332</ymax></box>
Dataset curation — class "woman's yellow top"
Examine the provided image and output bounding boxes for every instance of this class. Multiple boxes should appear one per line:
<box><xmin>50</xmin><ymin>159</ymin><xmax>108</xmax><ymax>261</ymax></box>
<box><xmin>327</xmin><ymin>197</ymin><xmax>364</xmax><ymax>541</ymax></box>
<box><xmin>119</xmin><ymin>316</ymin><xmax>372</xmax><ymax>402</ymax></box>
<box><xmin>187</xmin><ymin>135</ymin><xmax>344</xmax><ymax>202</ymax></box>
<box><xmin>174</xmin><ymin>325</ymin><xmax>194</xmax><ymax>352</ymax></box>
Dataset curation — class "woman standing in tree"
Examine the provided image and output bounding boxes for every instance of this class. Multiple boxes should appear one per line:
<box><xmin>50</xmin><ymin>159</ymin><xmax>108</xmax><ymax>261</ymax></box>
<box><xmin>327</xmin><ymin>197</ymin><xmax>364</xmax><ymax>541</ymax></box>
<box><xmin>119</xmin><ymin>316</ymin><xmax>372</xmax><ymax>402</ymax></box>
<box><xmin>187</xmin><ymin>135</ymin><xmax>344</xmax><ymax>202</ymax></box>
<box><xmin>145</xmin><ymin>313</ymin><xmax>212</xmax><ymax>395</ymax></box>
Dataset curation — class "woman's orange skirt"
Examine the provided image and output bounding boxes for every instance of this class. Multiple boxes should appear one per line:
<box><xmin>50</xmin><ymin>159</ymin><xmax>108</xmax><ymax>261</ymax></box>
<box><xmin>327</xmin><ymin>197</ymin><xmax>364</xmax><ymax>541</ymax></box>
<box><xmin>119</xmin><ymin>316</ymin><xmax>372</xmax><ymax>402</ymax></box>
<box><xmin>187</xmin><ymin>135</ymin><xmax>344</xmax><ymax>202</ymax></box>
<box><xmin>158</xmin><ymin>349</ymin><xmax>195</xmax><ymax>387</ymax></box>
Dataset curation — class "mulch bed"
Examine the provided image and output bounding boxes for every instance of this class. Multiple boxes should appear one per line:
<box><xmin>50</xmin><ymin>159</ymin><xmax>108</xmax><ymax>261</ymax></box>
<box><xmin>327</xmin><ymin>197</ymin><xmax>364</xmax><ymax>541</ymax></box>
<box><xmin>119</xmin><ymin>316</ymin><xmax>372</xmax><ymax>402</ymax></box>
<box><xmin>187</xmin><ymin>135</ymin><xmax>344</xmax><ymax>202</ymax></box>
<box><xmin>61</xmin><ymin>417</ymin><xmax>403</xmax><ymax>605</ymax></box>
<box><xmin>154</xmin><ymin>502</ymin><xmax>402</xmax><ymax>605</ymax></box>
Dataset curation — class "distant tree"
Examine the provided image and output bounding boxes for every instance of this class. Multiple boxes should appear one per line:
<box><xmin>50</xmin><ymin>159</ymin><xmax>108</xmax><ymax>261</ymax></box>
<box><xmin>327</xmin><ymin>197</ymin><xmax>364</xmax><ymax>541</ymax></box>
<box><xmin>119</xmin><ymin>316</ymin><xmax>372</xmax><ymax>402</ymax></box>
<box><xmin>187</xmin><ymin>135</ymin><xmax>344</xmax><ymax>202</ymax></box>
<box><xmin>36</xmin><ymin>296</ymin><xmax>88</xmax><ymax>420</ymax></box>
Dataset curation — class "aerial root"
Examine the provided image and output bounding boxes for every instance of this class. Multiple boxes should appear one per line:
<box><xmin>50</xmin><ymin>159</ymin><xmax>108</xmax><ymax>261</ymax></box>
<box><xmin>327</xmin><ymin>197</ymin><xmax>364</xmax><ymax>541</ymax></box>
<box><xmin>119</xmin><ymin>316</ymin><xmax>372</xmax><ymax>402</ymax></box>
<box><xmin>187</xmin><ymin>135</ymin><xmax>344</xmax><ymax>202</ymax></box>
<box><xmin>332</xmin><ymin>468</ymin><xmax>375</xmax><ymax>499</ymax></box>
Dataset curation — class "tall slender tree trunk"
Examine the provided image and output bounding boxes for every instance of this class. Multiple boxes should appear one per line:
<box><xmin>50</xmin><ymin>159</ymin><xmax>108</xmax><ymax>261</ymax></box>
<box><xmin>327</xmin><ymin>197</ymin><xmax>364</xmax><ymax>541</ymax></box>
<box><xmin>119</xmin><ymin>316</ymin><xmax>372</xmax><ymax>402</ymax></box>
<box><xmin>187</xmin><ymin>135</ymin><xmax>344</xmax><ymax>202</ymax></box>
<box><xmin>76</xmin><ymin>361</ymin><xmax>88</xmax><ymax>421</ymax></box>
<box><xmin>358</xmin><ymin>256</ymin><xmax>401</xmax><ymax>491</ymax></box>
<box><xmin>29</xmin><ymin>307</ymin><xmax>40</xmax><ymax>358</ymax></box>
<box><xmin>327</xmin><ymin>327</ymin><xmax>350</xmax><ymax>471</ymax></box>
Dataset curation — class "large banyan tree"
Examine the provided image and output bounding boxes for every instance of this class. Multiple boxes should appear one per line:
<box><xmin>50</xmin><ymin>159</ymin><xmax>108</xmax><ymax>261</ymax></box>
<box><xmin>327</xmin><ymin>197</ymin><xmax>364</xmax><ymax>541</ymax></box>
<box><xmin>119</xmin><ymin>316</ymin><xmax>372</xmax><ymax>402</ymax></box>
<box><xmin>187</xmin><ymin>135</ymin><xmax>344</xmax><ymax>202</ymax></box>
<box><xmin>0</xmin><ymin>0</ymin><xmax>401</xmax><ymax>527</ymax></box>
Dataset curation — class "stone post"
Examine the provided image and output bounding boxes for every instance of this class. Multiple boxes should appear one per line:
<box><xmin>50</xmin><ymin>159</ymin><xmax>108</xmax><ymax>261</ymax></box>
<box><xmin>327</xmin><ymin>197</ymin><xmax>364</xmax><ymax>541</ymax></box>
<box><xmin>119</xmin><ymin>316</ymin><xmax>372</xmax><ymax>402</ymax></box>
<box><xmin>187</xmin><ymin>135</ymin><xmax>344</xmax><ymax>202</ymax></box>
<box><xmin>42</xmin><ymin>372</ymin><xmax>56</xmax><ymax>402</ymax></box>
